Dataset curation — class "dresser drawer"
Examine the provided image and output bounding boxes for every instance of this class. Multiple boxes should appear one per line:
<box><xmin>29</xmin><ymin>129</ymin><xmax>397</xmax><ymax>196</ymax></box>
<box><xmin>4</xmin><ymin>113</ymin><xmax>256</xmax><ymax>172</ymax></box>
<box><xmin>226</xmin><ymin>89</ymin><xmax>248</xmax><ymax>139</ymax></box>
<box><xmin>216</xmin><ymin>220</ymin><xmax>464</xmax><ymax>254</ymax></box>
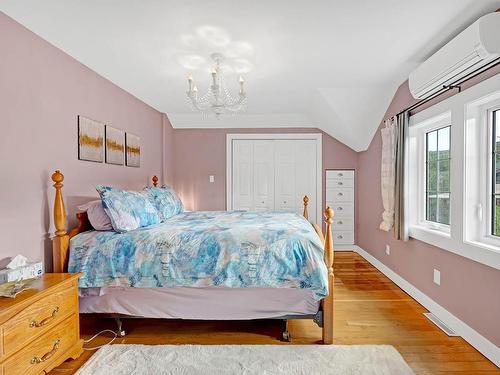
<box><xmin>327</xmin><ymin>203</ymin><xmax>354</xmax><ymax>217</ymax></box>
<box><xmin>326</xmin><ymin>178</ymin><xmax>354</xmax><ymax>188</ymax></box>
<box><xmin>333</xmin><ymin>218</ymin><xmax>354</xmax><ymax>231</ymax></box>
<box><xmin>326</xmin><ymin>170</ymin><xmax>354</xmax><ymax>179</ymax></box>
<box><xmin>326</xmin><ymin>188</ymin><xmax>354</xmax><ymax>202</ymax></box>
<box><xmin>331</xmin><ymin>230</ymin><xmax>354</xmax><ymax>244</ymax></box>
<box><xmin>1</xmin><ymin>282</ymin><xmax>77</xmax><ymax>358</ymax></box>
<box><xmin>2</xmin><ymin>314</ymin><xmax>79</xmax><ymax>375</ymax></box>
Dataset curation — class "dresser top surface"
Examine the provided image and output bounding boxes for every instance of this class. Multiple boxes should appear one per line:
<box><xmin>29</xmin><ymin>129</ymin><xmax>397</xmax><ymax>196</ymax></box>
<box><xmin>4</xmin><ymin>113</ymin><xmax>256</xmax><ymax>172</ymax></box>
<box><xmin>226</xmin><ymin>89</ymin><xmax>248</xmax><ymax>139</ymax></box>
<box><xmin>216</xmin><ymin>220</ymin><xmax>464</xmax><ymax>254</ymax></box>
<box><xmin>0</xmin><ymin>273</ymin><xmax>80</xmax><ymax>312</ymax></box>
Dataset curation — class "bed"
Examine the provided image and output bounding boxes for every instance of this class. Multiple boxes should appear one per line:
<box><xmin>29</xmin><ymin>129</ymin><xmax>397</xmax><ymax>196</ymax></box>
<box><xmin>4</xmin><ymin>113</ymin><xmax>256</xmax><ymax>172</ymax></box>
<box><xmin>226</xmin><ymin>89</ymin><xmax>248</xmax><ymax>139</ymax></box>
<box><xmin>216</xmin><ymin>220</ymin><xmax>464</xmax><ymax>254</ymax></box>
<box><xmin>51</xmin><ymin>170</ymin><xmax>335</xmax><ymax>343</ymax></box>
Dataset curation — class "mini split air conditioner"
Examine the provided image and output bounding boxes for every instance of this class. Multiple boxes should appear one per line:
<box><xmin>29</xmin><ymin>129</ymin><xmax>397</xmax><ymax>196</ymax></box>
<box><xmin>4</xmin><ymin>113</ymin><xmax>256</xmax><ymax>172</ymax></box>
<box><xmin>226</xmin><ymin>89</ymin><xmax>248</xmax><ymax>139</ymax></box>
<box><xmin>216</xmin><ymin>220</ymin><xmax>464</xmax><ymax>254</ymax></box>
<box><xmin>409</xmin><ymin>12</ymin><xmax>500</xmax><ymax>99</ymax></box>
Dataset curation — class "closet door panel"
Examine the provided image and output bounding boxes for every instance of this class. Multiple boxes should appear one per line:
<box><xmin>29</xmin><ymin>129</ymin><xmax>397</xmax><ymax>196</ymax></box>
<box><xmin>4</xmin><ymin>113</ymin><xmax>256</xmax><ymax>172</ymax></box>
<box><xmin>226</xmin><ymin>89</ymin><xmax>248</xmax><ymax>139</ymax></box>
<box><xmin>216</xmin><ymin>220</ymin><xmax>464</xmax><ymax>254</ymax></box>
<box><xmin>232</xmin><ymin>140</ymin><xmax>253</xmax><ymax>210</ymax></box>
<box><xmin>253</xmin><ymin>140</ymin><xmax>275</xmax><ymax>211</ymax></box>
<box><xmin>274</xmin><ymin>140</ymin><xmax>296</xmax><ymax>212</ymax></box>
<box><xmin>294</xmin><ymin>140</ymin><xmax>317</xmax><ymax>220</ymax></box>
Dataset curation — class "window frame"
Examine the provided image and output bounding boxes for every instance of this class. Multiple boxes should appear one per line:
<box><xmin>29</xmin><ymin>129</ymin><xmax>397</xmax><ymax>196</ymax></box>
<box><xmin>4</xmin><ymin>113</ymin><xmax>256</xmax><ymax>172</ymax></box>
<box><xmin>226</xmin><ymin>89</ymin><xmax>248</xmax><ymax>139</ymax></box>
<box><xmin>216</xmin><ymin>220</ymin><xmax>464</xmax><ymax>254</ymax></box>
<box><xmin>409</xmin><ymin>112</ymin><xmax>452</xmax><ymax>237</ymax></box>
<box><xmin>406</xmin><ymin>74</ymin><xmax>500</xmax><ymax>270</ymax></box>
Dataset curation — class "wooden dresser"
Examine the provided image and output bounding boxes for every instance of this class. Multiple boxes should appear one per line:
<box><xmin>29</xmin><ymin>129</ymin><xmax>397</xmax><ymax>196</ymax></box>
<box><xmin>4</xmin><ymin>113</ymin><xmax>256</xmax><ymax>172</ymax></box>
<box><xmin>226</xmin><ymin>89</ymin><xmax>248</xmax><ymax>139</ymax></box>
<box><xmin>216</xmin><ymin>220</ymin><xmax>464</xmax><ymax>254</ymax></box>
<box><xmin>0</xmin><ymin>273</ymin><xmax>83</xmax><ymax>375</ymax></box>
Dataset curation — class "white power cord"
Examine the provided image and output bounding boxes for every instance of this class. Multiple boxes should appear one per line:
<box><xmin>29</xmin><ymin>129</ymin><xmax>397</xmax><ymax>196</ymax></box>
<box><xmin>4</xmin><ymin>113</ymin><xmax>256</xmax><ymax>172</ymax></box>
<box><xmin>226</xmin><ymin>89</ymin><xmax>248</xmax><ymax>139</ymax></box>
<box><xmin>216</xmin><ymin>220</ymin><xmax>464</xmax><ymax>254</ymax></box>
<box><xmin>83</xmin><ymin>329</ymin><xmax>119</xmax><ymax>351</ymax></box>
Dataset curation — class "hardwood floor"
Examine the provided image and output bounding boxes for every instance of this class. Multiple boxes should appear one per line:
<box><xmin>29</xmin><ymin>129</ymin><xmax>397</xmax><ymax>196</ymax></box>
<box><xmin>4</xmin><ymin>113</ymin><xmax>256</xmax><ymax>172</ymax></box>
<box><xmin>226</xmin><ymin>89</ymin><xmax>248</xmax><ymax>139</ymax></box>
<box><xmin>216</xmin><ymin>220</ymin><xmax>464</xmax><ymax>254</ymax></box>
<box><xmin>50</xmin><ymin>252</ymin><xmax>498</xmax><ymax>374</ymax></box>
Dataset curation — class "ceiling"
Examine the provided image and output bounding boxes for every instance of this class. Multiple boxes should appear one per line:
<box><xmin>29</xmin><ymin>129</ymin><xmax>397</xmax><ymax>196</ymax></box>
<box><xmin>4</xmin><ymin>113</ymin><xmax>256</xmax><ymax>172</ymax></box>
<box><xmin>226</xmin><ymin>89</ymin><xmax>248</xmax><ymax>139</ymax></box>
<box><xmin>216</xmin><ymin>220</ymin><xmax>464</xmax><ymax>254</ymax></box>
<box><xmin>1</xmin><ymin>0</ymin><xmax>500</xmax><ymax>151</ymax></box>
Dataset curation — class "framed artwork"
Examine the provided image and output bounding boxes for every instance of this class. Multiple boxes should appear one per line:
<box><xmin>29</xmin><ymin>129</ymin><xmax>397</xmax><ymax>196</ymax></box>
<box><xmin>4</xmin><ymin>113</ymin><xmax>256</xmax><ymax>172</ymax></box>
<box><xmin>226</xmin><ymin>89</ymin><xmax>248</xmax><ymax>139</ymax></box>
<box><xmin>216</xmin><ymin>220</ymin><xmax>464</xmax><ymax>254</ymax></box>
<box><xmin>105</xmin><ymin>126</ymin><xmax>125</xmax><ymax>165</ymax></box>
<box><xmin>78</xmin><ymin>116</ymin><xmax>104</xmax><ymax>163</ymax></box>
<box><xmin>125</xmin><ymin>133</ymin><xmax>141</xmax><ymax>167</ymax></box>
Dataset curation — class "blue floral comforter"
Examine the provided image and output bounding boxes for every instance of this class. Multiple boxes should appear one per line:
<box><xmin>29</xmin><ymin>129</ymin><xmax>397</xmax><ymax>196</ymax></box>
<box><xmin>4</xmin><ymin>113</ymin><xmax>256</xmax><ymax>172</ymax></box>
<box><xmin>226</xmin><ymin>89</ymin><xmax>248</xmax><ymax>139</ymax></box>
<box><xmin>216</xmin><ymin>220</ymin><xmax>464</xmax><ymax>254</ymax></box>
<box><xmin>69</xmin><ymin>211</ymin><xmax>328</xmax><ymax>300</ymax></box>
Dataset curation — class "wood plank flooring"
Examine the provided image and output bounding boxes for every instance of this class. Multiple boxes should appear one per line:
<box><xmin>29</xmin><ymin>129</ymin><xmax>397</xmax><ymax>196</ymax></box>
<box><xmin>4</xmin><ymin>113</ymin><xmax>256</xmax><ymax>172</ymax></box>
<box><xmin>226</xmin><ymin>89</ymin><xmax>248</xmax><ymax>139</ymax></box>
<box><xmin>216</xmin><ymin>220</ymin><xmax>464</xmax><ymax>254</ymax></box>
<box><xmin>50</xmin><ymin>252</ymin><xmax>499</xmax><ymax>374</ymax></box>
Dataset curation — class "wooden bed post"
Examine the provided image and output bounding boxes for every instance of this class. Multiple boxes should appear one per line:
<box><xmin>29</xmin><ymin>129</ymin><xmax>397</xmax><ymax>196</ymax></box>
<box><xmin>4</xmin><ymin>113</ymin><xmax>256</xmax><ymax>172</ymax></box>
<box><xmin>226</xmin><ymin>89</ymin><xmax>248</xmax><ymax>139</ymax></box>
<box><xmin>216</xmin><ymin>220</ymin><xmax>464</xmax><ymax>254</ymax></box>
<box><xmin>152</xmin><ymin>175</ymin><xmax>159</xmax><ymax>187</ymax></box>
<box><xmin>303</xmin><ymin>195</ymin><xmax>309</xmax><ymax>220</ymax></box>
<box><xmin>322</xmin><ymin>206</ymin><xmax>334</xmax><ymax>344</ymax></box>
<box><xmin>52</xmin><ymin>170</ymin><xmax>69</xmax><ymax>273</ymax></box>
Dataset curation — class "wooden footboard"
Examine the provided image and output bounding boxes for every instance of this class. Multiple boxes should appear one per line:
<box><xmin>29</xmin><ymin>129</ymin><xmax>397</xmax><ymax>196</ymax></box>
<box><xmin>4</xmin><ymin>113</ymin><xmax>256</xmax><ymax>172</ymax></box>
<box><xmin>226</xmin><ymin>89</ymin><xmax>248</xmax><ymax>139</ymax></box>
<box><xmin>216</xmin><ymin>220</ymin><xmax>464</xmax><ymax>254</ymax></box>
<box><xmin>51</xmin><ymin>171</ymin><xmax>334</xmax><ymax>343</ymax></box>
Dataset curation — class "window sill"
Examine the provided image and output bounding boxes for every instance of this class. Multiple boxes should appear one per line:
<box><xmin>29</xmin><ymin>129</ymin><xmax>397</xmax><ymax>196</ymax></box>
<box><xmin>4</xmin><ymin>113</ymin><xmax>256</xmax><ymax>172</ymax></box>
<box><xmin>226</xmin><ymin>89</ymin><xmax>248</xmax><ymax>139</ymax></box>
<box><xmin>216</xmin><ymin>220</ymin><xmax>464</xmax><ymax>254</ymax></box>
<box><xmin>409</xmin><ymin>225</ymin><xmax>500</xmax><ymax>270</ymax></box>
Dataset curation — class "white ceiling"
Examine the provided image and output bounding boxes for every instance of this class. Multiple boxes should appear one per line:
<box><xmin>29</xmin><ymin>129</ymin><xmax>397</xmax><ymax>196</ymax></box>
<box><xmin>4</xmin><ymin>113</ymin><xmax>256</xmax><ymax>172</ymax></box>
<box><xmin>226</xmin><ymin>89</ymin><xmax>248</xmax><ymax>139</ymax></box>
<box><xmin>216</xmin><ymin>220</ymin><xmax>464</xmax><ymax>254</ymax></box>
<box><xmin>2</xmin><ymin>0</ymin><xmax>500</xmax><ymax>151</ymax></box>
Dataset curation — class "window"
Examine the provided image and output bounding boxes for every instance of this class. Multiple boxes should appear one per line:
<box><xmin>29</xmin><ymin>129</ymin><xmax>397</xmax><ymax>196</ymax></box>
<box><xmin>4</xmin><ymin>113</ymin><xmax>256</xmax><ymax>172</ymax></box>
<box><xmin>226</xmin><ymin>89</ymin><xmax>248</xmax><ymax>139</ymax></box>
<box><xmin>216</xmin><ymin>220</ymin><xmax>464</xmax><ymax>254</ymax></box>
<box><xmin>407</xmin><ymin>75</ymin><xmax>500</xmax><ymax>270</ymax></box>
<box><xmin>491</xmin><ymin>110</ymin><xmax>500</xmax><ymax>236</ymax></box>
<box><xmin>408</xmin><ymin>112</ymin><xmax>451</xmax><ymax>238</ymax></box>
<box><xmin>426</xmin><ymin>126</ymin><xmax>451</xmax><ymax>225</ymax></box>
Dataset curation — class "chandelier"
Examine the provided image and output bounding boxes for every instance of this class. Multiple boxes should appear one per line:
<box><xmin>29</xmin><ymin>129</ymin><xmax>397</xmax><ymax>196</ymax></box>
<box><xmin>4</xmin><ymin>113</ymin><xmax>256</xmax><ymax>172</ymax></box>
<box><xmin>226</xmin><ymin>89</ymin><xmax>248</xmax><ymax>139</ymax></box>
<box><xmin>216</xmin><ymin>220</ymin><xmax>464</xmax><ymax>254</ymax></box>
<box><xmin>186</xmin><ymin>53</ymin><xmax>247</xmax><ymax>117</ymax></box>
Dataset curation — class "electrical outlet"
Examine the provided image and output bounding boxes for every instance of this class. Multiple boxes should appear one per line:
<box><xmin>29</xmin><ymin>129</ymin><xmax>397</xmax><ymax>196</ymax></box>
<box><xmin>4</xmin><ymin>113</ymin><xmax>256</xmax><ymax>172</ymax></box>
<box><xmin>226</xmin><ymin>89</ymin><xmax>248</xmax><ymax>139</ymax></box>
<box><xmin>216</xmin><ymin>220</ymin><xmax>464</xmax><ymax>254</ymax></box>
<box><xmin>209</xmin><ymin>175</ymin><xmax>215</xmax><ymax>183</ymax></box>
<box><xmin>433</xmin><ymin>269</ymin><xmax>441</xmax><ymax>285</ymax></box>
<box><xmin>385</xmin><ymin>245</ymin><xmax>390</xmax><ymax>255</ymax></box>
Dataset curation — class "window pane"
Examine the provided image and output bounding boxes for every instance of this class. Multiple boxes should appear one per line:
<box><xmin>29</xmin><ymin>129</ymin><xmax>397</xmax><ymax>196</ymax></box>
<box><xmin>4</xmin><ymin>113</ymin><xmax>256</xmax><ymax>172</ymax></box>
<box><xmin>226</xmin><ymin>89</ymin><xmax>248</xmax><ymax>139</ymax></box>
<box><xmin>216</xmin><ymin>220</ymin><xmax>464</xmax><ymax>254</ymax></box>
<box><xmin>427</xmin><ymin>131</ymin><xmax>438</xmax><ymax>161</ymax></box>
<box><xmin>427</xmin><ymin>194</ymin><xmax>437</xmax><ymax>222</ymax></box>
<box><xmin>437</xmin><ymin>193</ymin><xmax>450</xmax><ymax>225</ymax></box>
<box><xmin>494</xmin><ymin>196</ymin><xmax>500</xmax><ymax>237</ymax></box>
<box><xmin>438</xmin><ymin>159</ymin><xmax>450</xmax><ymax>192</ymax></box>
<box><xmin>427</xmin><ymin>160</ymin><xmax>437</xmax><ymax>191</ymax></box>
<box><xmin>438</xmin><ymin>126</ymin><xmax>450</xmax><ymax>159</ymax></box>
<box><xmin>426</xmin><ymin>126</ymin><xmax>450</xmax><ymax>225</ymax></box>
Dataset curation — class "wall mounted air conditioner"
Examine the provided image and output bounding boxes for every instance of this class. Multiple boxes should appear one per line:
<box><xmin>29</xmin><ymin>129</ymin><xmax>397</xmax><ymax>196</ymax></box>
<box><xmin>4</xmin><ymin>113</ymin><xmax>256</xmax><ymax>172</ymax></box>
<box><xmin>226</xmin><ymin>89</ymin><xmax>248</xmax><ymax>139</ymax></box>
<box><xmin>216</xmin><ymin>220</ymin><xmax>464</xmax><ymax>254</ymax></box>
<box><xmin>409</xmin><ymin>12</ymin><xmax>500</xmax><ymax>99</ymax></box>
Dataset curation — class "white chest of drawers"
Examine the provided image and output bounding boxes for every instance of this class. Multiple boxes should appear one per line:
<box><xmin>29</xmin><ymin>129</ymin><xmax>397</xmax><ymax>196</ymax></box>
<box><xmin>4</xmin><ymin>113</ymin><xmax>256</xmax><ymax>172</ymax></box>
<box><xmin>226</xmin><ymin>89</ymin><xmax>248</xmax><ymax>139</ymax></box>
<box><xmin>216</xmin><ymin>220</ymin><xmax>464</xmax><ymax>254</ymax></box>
<box><xmin>326</xmin><ymin>170</ymin><xmax>355</xmax><ymax>246</ymax></box>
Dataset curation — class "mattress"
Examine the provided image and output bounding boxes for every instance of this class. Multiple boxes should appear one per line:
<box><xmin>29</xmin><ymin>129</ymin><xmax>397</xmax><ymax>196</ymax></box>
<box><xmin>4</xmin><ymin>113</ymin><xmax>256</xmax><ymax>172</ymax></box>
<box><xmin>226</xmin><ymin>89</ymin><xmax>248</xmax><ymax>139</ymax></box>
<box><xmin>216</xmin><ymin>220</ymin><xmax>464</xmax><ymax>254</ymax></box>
<box><xmin>80</xmin><ymin>286</ymin><xmax>320</xmax><ymax>320</ymax></box>
<box><xmin>69</xmin><ymin>210</ymin><xmax>328</xmax><ymax>300</ymax></box>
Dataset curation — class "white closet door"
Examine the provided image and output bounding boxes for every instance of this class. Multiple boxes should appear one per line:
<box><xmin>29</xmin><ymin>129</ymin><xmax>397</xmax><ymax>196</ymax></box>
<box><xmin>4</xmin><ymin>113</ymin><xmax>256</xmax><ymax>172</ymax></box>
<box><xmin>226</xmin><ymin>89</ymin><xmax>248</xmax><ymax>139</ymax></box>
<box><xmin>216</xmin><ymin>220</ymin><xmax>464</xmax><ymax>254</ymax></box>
<box><xmin>274</xmin><ymin>140</ymin><xmax>296</xmax><ymax>212</ymax></box>
<box><xmin>253</xmin><ymin>140</ymin><xmax>275</xmax><ymax>211</ymax></box>
<box><xmin>294</xmin><ymin>139</ymin><xmax>318</xmax><ymax>220</ymax></box>
<box><xmin>232</xmin><ymin>140</ymin><xmax>253</xmax><ymax>210</ymax></box>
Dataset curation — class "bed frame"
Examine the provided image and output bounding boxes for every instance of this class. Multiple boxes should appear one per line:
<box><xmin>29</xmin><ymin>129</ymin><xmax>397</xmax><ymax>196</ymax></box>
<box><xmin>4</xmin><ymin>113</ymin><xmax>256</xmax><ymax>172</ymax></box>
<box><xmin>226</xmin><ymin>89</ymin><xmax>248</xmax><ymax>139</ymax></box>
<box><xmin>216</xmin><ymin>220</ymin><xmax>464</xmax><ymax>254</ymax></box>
<box><xmin>50</xmin><ymin>170</ymin><xmax>335</xmax><ymax>344</ymax></box>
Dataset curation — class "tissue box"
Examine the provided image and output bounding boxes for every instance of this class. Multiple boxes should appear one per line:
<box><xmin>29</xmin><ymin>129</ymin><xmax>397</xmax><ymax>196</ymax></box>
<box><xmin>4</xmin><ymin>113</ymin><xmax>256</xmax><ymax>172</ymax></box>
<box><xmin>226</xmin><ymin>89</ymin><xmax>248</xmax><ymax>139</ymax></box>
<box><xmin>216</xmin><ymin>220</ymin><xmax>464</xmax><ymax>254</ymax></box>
<box><xmin>0</xmin><ymin>262</ymin><xmax>43</xmax><ymax>284</ymax></box>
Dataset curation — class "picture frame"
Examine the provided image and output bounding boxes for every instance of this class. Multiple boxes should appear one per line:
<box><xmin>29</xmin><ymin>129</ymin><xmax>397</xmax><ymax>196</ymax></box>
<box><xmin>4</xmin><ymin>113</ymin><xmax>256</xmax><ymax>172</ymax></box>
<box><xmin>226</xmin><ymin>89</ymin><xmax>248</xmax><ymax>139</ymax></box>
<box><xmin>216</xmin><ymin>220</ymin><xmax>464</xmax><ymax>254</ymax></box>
<box><xmin>125</xmin><ymin>132</ymin><xmax>141</xmax><ymax>167</ymax></box>
<box><xmin>105</xmin><ymin>125</ymin><xmax>125</xmax><ymax>165</ymax></box>
<box><xmin>78</xmin><ymin>116</ymin><xmax>104</xmax><ymax>163</ymax></box>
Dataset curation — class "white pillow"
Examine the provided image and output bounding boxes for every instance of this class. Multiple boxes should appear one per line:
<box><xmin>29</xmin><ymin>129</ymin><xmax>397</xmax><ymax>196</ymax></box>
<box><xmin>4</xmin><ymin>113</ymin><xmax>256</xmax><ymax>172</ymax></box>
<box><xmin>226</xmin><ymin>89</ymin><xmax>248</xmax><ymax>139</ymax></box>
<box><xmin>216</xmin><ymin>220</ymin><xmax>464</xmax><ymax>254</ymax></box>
<box><xmin>77</xmin><ymin>200</ymin><xmax>113</xmax><ymax>231</ymax></box>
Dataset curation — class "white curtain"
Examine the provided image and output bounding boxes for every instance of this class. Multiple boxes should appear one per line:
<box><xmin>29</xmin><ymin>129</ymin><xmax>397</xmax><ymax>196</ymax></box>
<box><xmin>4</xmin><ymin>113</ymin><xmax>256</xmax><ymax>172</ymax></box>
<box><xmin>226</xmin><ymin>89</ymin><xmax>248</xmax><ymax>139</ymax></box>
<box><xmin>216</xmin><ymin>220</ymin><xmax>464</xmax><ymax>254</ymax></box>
<box><xmin>379</xmin><ymin>117</ymin><xmax>397</xmax><ymax>231</ymax></box>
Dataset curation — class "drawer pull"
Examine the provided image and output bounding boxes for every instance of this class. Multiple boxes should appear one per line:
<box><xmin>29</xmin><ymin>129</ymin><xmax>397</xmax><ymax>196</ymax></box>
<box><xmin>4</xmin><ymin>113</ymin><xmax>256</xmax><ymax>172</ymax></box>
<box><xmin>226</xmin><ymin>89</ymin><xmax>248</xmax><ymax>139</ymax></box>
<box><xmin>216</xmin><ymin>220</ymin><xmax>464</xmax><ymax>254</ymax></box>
<box><xmin>338</xmin><ymin>182</ymin><xmax>343</xmax><ymax>185</ymax></box>
<box><xmin>337</xmin><ymin>207</ymin><xmax>343</xmax><ymax>211</ymax></box>
<box><xmin>338</xmin><ymin>173</ymin><xmax>343</xmax><ymax>177</ymax></box>
<box><xmin>337</xmin><ymin>192</ymin><xmax>343</xmax><ymax>196</ymax></box>
<box><xmin>338</xmin><ymin>221</ymin><xmax>343</xmax><ymax>225</ymax></box>
<box><xmin>30</xmin><ymin>306</ymin><xmax>59</xmax><ymax>328</ymax></box>
<box><xmin>337</xmin><ymin>235</ymin><xmax>344</xmax><ymax>239</ymax></box>
<box><xmin>31</xmin><ymin>339</ymin><xmax>60</xmax><ymax>364</ymax></box>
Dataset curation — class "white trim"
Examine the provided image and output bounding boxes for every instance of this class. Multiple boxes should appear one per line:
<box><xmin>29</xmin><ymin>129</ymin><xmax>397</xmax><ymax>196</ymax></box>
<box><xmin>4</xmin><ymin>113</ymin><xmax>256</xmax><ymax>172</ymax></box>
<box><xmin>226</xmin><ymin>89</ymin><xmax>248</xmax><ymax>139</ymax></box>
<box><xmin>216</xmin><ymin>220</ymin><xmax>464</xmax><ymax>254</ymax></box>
<box><xmin>226</xmin><ymin>133</ymin><xmax>322</xmax><ymax>223</ymax></box>
<box><xmin>352</xmin><ymin>246</ymin><xmax>500</xmax><ymax>367</ymax></box>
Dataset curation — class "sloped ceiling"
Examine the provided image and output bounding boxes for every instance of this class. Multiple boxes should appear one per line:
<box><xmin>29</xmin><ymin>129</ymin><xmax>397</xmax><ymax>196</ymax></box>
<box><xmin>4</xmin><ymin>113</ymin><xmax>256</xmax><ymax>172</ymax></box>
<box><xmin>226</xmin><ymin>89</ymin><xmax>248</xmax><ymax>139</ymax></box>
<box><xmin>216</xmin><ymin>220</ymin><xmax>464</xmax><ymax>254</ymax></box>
<box><xmin>1</xmin><ymin>0</ymin><xmax>499</xmax><ymax>151</ymax></box>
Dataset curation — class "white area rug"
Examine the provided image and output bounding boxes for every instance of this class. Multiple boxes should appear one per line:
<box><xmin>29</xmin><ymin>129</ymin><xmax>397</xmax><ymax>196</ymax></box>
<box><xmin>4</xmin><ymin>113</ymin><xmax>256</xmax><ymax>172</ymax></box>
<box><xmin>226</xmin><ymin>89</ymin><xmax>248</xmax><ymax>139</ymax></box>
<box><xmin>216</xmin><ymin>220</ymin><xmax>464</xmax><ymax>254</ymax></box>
<box><xmin>76</xmin><ymin>344</ymin><xmax>414</xmax><ymax>375</ymax></box>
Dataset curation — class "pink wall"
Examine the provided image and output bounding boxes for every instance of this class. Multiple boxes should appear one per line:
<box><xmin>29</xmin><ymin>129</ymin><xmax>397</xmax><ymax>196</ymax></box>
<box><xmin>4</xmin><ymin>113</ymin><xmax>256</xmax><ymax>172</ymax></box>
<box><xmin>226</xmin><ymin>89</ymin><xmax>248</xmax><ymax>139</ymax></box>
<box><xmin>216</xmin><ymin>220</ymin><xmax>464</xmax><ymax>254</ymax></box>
<box><xmin>171</xmin><ymin>128</ymin><xmax>358</xmax><ymax>234</ymax></box>
<box><xmin>0</xmin><ymin>12</ymin><xmax>164</xmax><ymax>270</ymax></box>
<box><xmin>357</xmin><ymin>77</ymin><xmax>500</xmax><ymax>346</ymax></box>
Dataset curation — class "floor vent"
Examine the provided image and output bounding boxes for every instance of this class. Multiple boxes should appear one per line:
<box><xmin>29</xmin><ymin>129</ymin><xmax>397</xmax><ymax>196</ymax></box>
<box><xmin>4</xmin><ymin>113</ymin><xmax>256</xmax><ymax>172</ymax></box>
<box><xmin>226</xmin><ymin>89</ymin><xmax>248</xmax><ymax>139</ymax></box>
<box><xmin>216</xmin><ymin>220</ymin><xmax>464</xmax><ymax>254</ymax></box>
<box><xmin>423</xmin><ymin>313</ymin><xmax>459</xmax><ymax>336</ymax></box>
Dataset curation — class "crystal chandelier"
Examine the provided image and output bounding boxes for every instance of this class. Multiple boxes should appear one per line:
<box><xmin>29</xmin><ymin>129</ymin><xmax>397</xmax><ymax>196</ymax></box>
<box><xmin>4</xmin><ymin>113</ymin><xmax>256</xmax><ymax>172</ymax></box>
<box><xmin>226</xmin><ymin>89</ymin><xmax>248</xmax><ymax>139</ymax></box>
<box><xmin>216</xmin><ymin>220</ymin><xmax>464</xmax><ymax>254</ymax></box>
<box><xmin>186</xmin><ymin>53</ymin><xmax>247</xmax><ymax>117</ymax></box>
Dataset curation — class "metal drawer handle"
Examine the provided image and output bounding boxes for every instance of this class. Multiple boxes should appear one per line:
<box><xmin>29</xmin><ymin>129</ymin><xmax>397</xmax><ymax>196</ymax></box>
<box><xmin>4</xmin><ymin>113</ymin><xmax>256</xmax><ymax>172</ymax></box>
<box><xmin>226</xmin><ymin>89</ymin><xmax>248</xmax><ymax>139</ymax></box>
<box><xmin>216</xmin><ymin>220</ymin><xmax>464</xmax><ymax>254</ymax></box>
<box><xmin>338</xmin><ymin>192</ymin><xmax>343</xmax><ymax>196</ymax></box>
<box><xmin>31</xmin><ymin>339</ymin><xmax>60</xmax><ymax>364</ymax></box>
<box><xmin>30</xmin><ymin>306</ymin><xmax>59</xmax><ymax>328</ymax></box>
<box><xmin>337</xmin><ymin>235</ymin><xmax>344</xmax><ymax>239</ymax></box>
<box><xmin>337</xmin><ymin>207</ymin><xmax>343</xmax><ymax>211</ymax></box>
<box><xmin>338</xmin><ymin>173</ymin><xmax>343</xmax><ymax>177</ymax></box>
<box><xmin>338</xmin><ymin>221</ymin><xmax>343</xmax><ymax>225</ymax></box>
<box><xmin>283</xmin><ymin>201</ymin><xmax>287</xmax><ymax>204</ymax></box>
<box><xmin>338</xmin><ymin>182</ymin><xmax>343</xmax><ymax>185</ymax></box>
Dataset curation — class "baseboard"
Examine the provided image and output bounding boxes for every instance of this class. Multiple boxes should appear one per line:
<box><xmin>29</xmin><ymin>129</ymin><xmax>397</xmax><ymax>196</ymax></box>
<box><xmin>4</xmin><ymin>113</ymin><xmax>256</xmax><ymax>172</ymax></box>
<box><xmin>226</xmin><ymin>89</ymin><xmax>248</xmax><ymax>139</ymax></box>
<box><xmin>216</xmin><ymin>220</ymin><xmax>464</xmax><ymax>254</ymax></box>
<box><xmin>353</xmin><ymin>245</ymin><xmax>500</xmax><ymax>367</ymax></box>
